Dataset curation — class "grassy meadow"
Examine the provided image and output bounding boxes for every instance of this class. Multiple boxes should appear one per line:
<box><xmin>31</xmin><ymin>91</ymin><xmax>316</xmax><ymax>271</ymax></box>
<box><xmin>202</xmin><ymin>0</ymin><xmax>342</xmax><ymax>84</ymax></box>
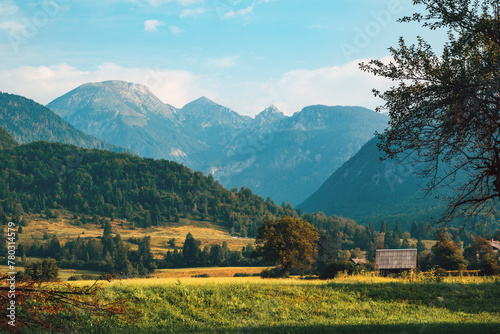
<box><xmin>19</xmin><ymin>213</ymin><xmax>254</xmax><ymax>258</ymax></box>
<box><xmin>7</xmin><ymin>274</ymin><xmax>498</xmax><ymax>334</ymax></box>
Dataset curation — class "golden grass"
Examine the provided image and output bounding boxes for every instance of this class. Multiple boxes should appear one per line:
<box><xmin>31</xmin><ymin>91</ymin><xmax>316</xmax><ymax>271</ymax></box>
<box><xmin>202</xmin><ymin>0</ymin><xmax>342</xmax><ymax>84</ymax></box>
<box><xmin>19</xmin><ymin>212</ymin><xmax>255</xmax><ymax>258</ymax></box>
<box><xmin>68</xmin><ymin>275</ymin><xmax>332</xmax><ymax>289</ymax></box>
<box><xmin>154</xmin><ymin>266</ymin><xmax>265</xmax><ymax>278</ymax></box>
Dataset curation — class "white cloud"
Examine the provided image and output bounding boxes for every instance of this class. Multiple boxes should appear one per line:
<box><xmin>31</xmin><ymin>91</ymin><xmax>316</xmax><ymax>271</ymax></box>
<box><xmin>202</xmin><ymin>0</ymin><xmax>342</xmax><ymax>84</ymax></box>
<box><xmin>0</xmin><ymin>63</ymin><xmax>215</xmax><ymax>108</ymax></box>
<box><xmin>168</xmin><ymin>25</ymin><xmax>184</xmax><ymax>34</ymax></box>
<box><xmin>0</xmin><ymin>20</ymin><xmax>25</xmax><ymax>35</ymax></box>
<box><xmin>180</xmin><ymin>7</ymin><xmax>207</xmax><ymax>18</ymax></box>
<box><xmin>207</xmin><ymin>55</ymin><xmax>239</xmax><ymax>69</ymax></box>
<box><xmin>0</xmin><ymin>58</ymin><xmax>393</xmax><ymax>117</ymax></box>
<box><xmin>144</xmin><ymin>19</ymin><xmax>165</xmax><ymax>32</ymax></box>
<box><xmin>212</xmin><ymin>57</ymin><xmax>394</xmax><ymax>116</ymax></box>
<box><xmin>223</xmin><ymin>4</ymin><xmax>254</xmax><ymax>19</ymax></box>
<box><xmin>0</xmin><ymin>0</ymin><xmax>19</xmax><ymax>16</ymax></box>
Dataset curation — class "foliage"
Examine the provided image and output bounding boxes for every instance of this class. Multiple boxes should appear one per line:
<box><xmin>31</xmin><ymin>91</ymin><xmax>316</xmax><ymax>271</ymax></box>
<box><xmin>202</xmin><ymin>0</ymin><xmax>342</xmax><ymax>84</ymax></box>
<box><xmin>319</xmin><ymin>261</ymin><xmax>359</xmax><ymax>279</ymax></box>
<box><xmin>0</xmin><ymin>140</ymin><xmax>294</xmax><ymax>236</ymax></box>
<box><xmin>360</xmin><ymin>0</ymin><xmax>500</xmax><ymax>229</ymax></box>
<box><xmin>0</xmin><ymin>276</ymin><xmax>135</xmax><ymax>332</ymax></box>
<box><xmin>0</xmin><ymin>126</ymin><xmax>18</xmax><ymax>150</ymax></box>
<box><xmin>431</xmin><ymin>233</ymin><xmax>468</xmax><ymax>271</ymax></box>
<box><xmin>160</xmin><ymin>234</ymin><xmax>255</xmax><ymax>269</ymax></box>
<box><xmin>254</xmin><ymin>216</ymin><xmax>319</xmax><ymax>275</ymax></box>
<box><xmin>464</xmin><ymin>236</ymin><xmax>499</xmax><ymax>275</ymax></box>
<box><xmin>21</xmin><ymin>259</ymin><xmax>59</xmax><ymax>281</ymax></box>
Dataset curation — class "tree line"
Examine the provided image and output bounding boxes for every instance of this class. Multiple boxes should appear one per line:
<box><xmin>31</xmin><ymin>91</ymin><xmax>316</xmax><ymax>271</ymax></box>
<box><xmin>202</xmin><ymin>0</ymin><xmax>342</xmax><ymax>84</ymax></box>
<box><xmin>0</xmin><ymin>140</ymin><xmax>299</xmax><ymax>237</ymax></box>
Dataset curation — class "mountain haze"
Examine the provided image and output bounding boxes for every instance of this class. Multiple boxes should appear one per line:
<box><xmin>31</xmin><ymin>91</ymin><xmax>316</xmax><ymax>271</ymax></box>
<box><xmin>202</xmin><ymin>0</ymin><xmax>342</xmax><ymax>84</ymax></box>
<box><xmin>47</xmin><ymin>82</ymin><xmax>251</xmax><ymax>170</ymax></box>
<box><xmin>298</xmin><ymin>137</ymin><xmax>447</xmax><ymax>229</ymax></box>
<box><xmin>47</xmin><ymin>80</ymin><xmax>388</xmax><ymax>205</ymax></box>
<box><xmin>214</xmin><ymin>105</ymin><xmax>389</xmax><ymax>205</ymax></box>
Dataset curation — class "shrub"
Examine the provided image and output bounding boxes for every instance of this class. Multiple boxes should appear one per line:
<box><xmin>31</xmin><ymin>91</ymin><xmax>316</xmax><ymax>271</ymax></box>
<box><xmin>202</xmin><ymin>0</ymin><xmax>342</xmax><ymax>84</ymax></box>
<box><xmin>233</xmin><ymin>273</ymin><xmax>252</xmax><ymax>277</ymax></box>
<box><xmin>67</xmin><ymin>274</ymin><xmax>102</xmax><ymax>281</ymax></box>
<box><xmin>191</xmin><ymin>274</ymin><xmax>210</xmax><ymax>278</ymax></box>
<box><xmin>260</xmin><ymin>267</ymin><xmax>289</xmax><ymax>278</ymax></box>
<box><xmin>320</xmin><ymin>261</ymin><xmax>357</xmax><ymax>279</ymax></box>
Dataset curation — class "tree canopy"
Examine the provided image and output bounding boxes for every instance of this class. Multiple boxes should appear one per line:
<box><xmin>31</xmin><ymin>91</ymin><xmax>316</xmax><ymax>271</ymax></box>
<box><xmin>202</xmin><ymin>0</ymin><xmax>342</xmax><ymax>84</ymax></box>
<box><xmin>360</xmin><ymin>0</ymin><xmax>500</xmax><ymax>230</ymax></box>
<box><xmin>254</xmin><ymin>216</ymin><xmax>319</xmax><ymax>275</ymax></box>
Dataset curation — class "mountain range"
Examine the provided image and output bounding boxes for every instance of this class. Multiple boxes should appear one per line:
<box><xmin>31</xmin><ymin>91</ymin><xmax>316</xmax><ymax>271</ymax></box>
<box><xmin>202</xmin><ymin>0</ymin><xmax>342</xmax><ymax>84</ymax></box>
<box><xmin>46</xmin><ymin>80</ymin><xmax>388</xmax><ymax>205</ymax></box>
<box><xmin>0</xmin><ymin>92</ymin><xmax>134</xmax><ymax>155</ymax></box>
<box><xmin>297</xmin><ymin>137</ymin><xmax>449</xmax><ymax>229</ymax></box>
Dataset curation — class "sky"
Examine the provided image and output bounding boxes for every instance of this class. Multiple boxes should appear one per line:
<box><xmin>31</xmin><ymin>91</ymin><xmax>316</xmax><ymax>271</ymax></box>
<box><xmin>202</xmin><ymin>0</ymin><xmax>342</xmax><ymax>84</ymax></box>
<box><xmin>0</xmin><ymin>0</ymin><xmax>448</xmax><ymax>116</ymax></box>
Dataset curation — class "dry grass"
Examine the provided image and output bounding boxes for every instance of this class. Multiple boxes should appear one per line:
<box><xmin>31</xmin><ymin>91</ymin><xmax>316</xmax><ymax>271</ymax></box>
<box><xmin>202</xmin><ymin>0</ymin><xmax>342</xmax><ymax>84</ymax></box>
<box><xmin>19</xmin><ymin>213</ymin><xmax>255</xmax><ymax>258</ymax></box>
<box><xmin>154</xmin><ymin>266</ymin><xmax>266</xmax><ymax>278</ymax></box>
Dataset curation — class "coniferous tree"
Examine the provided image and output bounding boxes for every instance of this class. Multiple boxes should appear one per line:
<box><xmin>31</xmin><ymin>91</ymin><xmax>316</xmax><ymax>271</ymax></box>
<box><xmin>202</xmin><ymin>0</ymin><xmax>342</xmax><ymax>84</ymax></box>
<box><xmin>182</xmin><ymin>233</ymin><xmax>200</xmax><ymax>267</ymax></box>
<box><xmin>393</xmin><ymin>221</ymin><xmax>402</xmax><ymax>238</ymax></box>
<box><xmin>416</xmin><ymin>237</ymin><xmax>426</xmax><ymax>254</ymax></box>
<box><xmin>410</xmin><ymin>221</ymin><xmax>419</xmax><ymax>239</ymax></box>
<box><xmin>380</xmin><ymin>221</ymin><xmax>388</xmax><ymax>233</ymax></box>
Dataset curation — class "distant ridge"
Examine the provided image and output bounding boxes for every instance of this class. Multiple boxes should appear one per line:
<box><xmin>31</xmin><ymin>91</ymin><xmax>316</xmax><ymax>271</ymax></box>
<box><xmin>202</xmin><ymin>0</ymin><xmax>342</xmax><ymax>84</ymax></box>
<box><xmin>0</xmin><ymin>92</ymin><xmax>135</xmax><ymax>154</ymax></box>
<box><xmin>47</xmin><ymin>80</ymin><xmax>388</xmax><ymax>205</ymax></box>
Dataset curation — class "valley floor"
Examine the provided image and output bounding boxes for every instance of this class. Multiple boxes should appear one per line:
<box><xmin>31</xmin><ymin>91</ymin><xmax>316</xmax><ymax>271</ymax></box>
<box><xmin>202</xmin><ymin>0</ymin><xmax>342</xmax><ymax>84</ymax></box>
<box><xmin>9</xmin><ymin>275</ymin><xmax>500</xmax><ymax>334</ymax></box>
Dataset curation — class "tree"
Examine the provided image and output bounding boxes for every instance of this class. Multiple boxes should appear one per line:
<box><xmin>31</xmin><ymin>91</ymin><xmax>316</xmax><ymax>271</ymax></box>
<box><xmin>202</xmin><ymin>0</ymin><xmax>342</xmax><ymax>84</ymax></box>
<box><xmin>384</xmin><ymin>231</ymin><xmax>401</xmax><ymax>249</ymax></box>
<box><xmin>360</xmin><ymin>0</ymin><xmax>500</xmax><ymax>229</ymax></box>
<box><xmin>393</xmin><ymin>221</ymin><xmax>402</xmax><ymax>238</ymax></box>
<box><xmin>22</xmin><ymin>259</ymin><xmax>59</xmax><ymax>281</ymax></box>
<box><xmin>431</xmin><ymin>233</ymin><xmax>468</xmax><ymax>270</ymax></box>
<box><xmin>316</xmin><ymin>230</ymin><xmax>341</xmax><ymax>273</ymax></box>
<box><xmin>417</xmin><ymin>237</ymin><xmax>426</xmax><ymax>254</ymax></box>
<box><xmin>379</xmin><ymin>220</ymin><xmax>388</xmax><ymax>233</ymax></box>
<box><xmin>411</xmin><ymin>221</ymin><xmax>419</xmax><ymax>239</ymax></box>
<box><xmin>401</xmin><ymin>237</ymin><xmax>411</xmax><ymax>249</ymax></box>
<box><xmin>254</xmin><ymin>216</ymin><xmax>319</xmax><ymax>275</ymax></box>
<box><xmin>182</xmin><ymin>233</ymin><xmax>200</xmax><ymax>267</ymax></box>
<box><xmin>464</xmin><ymin>236</ymin><xmax>499</xmax><ymax>275</ymax></box>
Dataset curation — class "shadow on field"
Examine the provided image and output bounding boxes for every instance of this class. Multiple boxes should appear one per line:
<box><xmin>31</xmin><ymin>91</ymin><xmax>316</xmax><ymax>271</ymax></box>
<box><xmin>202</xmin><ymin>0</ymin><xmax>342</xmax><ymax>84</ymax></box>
<box><xmin>322</xmin><ymin>281</ymin><xmax>500</xmax><ymax>314</ymax></box>
<box><xmin>200</xmin><ymin>323</ymin><xmax>500</xmax><ymax>334</ymax></box>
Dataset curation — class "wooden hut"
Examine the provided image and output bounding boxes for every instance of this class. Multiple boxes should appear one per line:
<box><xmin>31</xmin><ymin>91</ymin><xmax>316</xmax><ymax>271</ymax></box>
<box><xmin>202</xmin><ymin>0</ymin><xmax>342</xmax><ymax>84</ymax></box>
<box><xmin>375</xmin><ymin>249</ymin><xmax>417</xmax><ymax>273</ymax></box>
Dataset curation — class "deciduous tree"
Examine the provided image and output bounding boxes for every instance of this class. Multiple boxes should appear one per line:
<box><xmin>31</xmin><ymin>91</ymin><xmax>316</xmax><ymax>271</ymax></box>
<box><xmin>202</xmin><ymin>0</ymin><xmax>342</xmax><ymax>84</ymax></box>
<box><xmin>254</xmin><ymin>216</ymin><xmax>319</xmax><ymax>275</ymax></box>
<box><xmin>361</xmin><ymin>0</ymin><xmax>500</xmax><ymax>229</ymax></box>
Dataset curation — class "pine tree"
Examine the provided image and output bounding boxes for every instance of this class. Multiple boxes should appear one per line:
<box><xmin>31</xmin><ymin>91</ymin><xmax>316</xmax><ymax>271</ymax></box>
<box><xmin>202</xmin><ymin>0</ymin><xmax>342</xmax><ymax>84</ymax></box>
<box><xmin>380</xmin><ymin>221</ymin><xmax>388</xmax><ymax>233</ymax></box>
<box><xmin>410</xmin><ymin>221</ymin><xmax>419</xmax><ymax>239</ymax></box>
<box><xmin>417</xmin><ymin>238</ymin><xmax>426</xmax><ymax>254</ymax></box>
<box><xmin>182</xmin><ymin>233</ymin><xmax>200</xmax><ymax>267</ymax></box>
<box><xmin>393</xmin><ymin>221</ymin><xmax>402</xmax><ymax>237</ymax></box>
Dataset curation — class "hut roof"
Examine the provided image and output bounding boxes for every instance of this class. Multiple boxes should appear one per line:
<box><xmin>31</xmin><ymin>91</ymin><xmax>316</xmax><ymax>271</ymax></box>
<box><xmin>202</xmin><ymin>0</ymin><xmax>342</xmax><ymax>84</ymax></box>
<box><xmin>375</xmin><ymin>249</ymin><xmax>417</xmax><ymax>270</ymax></box>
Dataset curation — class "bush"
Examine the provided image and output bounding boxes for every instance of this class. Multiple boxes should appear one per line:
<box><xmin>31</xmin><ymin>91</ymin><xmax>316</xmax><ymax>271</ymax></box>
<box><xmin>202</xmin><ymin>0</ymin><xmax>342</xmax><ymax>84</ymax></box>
<box><xmin>21</xmin><ymin>258</ymin><xmax>59</xmax><ymax>281</ymax></box>
<box><xmin>67</xmin><ymin>274</ymin><xmax>102</xmax><ymax>281</ymax></box>
<box><xmin>233</xmin><ymin>273</ymin><xmax>252</xmax><ymax>277</ymax></box>
<box><xmin>260</xmin><ymin>267</ymin><xmax>289</xmax><ymax>278</ymax></box>
<box><xmin>191</xmin><ymin>274</ymin><xmax>210</xmax><ymax>278</ymax></box>
<box><xmin>319</xmin><ymin>261</ymin><xmax>357</xmax><ymax>279</ymax></box>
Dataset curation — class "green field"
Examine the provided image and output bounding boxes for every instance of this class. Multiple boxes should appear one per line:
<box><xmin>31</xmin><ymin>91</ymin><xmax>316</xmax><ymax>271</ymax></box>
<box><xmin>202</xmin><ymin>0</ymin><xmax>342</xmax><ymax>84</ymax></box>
<box><xmin>10</xmin><ymin>275</ymin><xmax>499</xmax><ymax>334</ymax></box>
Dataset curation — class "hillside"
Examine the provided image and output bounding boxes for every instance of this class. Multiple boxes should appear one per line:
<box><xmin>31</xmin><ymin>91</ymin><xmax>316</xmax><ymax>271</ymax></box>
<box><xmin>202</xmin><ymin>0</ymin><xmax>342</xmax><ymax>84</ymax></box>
<box><xmin>0</xmin><ymin>140</ymin><xmax>297</xmax><ymax>237</ymax></box>
<box><xmin>0</xmin><ymin>126</ymin><xmax>18</xmax><ymax>149</ymax></box>
<box><xmin>214</xmin><ymin>105</ymin><xmax>389</xmax><ymax>205</ymax></box>
<box><xmin>297</xmin><ymin>137</ymin><xmax>448</xmax><ymax>229</ymax></box>
<box><xmin>0</xmin><ymin>92</ymin><xmax>134</xmax><ymax>154</ymax></box>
